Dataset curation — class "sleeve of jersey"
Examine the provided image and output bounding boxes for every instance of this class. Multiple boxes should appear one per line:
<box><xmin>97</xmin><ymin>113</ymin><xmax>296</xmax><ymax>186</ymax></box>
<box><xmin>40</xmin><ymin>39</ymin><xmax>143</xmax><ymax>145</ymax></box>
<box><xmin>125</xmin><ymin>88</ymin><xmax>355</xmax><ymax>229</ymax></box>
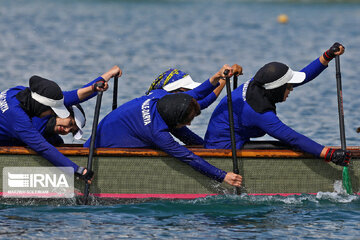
<box><xmin>185</xmin><ymin>79</ymin><xmax>218</xmax><ymax>101</ymax></box>
<box><xmin>63</xmin><ymin>77</ymin><xmax>103</xmax><ymax>106</ymax></box>
<box><xmin>170</xmin><ymin>126</ymin><xmax>204</xmax><ymax>145</ymax></box>
<box><xmin>11</xmin><ymin>111</ymin><xmax>79</xmax><ymax>172</ymax></box>
<box><xmin>293</xmin><ymin>58</ymin><xmax>328</xmax><ymax>88</ymax></box>
<box><xmin>255</xmin><ymin>112</ymin><xmax>324</xmax><ymax>157</ymax></box>
<box><xmin>152</xmin><ymin>130</ymin><xmax>226</xmax><ymax>182</ymax></box>
<box><xmin>198</xmin><ymin>92</ymin><xmax>217</xmax><ymax>110</ymax></box>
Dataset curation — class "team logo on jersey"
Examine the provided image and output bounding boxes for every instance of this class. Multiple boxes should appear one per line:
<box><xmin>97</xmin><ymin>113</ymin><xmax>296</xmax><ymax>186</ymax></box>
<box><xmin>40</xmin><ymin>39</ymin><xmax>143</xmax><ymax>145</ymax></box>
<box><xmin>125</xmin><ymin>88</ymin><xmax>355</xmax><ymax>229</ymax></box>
<box><xmin>0</xmin><ymin>90</ymin><xmax>9</xmax><ymax>113</ymax></box>
<box><xmin>141</xmin><ymin>99</ymin><xmax>151</xmax><ymax>125</ymax></box>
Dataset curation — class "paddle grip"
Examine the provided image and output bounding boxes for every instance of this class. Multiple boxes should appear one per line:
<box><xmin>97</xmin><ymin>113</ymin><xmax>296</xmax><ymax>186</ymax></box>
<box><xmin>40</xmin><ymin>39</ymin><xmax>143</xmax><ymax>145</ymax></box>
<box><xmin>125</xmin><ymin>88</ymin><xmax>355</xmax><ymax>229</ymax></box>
<box><xmin>93</xmin><ymin>80</ymin><xmax>106</xmax><ymax>90</ymax></box>
<box><xmin>331</xmin><ymin>46</ymin><xmax>340</xmax><ymax>53</ymax></box>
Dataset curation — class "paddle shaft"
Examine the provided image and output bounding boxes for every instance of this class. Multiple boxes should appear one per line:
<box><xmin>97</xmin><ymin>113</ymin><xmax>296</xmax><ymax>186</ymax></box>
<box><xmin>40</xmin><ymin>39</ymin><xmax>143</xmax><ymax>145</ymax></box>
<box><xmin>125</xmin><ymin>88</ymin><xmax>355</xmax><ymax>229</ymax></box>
<box><xmin>334</xmin><ymin>55</ymin><xmax>353</xmax><ymax>194</ymax></box>
<box><xmin>233</xmin><ymin>75</ymin><xmax>238</xmax><ymax>90</ymax></box>
<box><xmin>335</xmin><ymin>56</ymin><xmax>346</xmax><ymax>150</ymax></box>
<box><xmin>112</xmin><ymin>76</ymin><xmax>118</xmax><ymax>111</ymax></box>
<box><xmin>84</xmin><ymin>90</ymin><xmax>103</xmax><ymax>204</ymax></box>
<box><xmin>224</xmin><ymin>71</ymin><xmax>240</xmax><ymax>194</ymax></box>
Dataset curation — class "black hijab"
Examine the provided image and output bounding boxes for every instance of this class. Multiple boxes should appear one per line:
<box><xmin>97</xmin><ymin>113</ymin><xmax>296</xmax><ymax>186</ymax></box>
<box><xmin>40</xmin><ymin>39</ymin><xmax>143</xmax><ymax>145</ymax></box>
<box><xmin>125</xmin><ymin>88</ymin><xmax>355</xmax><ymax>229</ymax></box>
<box><xmin>246</xmin><ymin>62</ymin><xmax>289</xmax><ymax>114</ymax></box>
<box><xmin>156</xmin><ymin>93</ymin><xmax>193</xmax><ymax>129</ymax></box>
<box><xmin>43</xmin><ymin>116</ymin><xmax>57</xmax><ymax>137</ymax></box>
<box><xmin>16</xmin><ymin>88</ymin><xmax>51</xmax><ymax>117</ymax></box>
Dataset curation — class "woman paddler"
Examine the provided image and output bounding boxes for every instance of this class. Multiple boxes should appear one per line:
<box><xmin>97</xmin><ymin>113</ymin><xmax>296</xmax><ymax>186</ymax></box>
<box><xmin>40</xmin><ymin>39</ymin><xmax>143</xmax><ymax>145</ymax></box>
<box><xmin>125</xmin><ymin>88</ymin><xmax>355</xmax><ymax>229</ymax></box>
<box><xmin>204</xmin><ymin>42</ymin><xmax>350</xmax><ymax>166</ymax></box>
<box><xmin>0</xmin><ymin>76</ymin><xmax>93</xmax><ymax>183</ymax></box>
<box><xmin>84</xmin><ymin>65</ymin><xmax>243</xmax><ymax>187</ymax></box>
<box><xmin>0</xmin><ymin>65</ymin><xmax>121</xmax><ymax>184</ymax></box>
<box><xmin>31</xmin><ymin>65</ymin><xmax>122</xmax><ymax>145</ymax></box>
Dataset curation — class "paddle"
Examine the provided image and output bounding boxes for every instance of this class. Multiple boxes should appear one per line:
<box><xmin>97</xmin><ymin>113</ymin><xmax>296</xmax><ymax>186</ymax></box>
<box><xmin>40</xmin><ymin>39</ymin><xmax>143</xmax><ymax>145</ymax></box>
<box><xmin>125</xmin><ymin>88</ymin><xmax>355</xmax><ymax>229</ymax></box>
<box><xmin>224</xmin><ymin>69</ymin><xmax>241</xmax><ymax>194</ymax></box>
<box><xmin>334</xmin><ymin>54</ymin><xmax>353</xmax><ymax>194</ymax></box>
<box><xmin>112</xmin><ymin>76</ymin><xmax>118</xmax><ymax>111</ymax></box>
<box><xmin>83</xmin><ymin>81</ymin><xmax>105</xmax><ymax>204</ymax></box>
<box><xmin>233</xmin><ymin>74</ymin><xmax>238</xmax><ymax>90</ymax></box>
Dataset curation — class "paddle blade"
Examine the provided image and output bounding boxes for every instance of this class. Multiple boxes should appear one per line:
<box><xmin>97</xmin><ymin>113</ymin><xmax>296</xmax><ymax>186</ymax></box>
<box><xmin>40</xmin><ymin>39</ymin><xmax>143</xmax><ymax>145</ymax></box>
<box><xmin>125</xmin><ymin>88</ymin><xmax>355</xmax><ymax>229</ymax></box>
<box><xmin>342</xmin><ymin>166</ymin><xmax>353</xmax><ymax>194</ymax></box>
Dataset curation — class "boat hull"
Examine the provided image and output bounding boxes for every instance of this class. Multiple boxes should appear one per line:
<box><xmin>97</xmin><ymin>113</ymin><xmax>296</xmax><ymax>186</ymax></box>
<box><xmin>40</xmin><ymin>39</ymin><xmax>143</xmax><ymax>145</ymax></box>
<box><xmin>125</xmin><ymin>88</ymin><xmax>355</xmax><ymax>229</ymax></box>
<box><xmin>0</xmin><ymin>144</ymin><xmax>359</xmax><ymax>199</ymax></box>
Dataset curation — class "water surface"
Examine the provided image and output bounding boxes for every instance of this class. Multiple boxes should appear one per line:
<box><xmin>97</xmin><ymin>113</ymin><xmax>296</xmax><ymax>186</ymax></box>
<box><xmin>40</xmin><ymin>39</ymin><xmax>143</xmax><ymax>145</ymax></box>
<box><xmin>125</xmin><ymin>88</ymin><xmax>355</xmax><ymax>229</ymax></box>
<box><xmin>0</xmin><ymin>0</ymin><xmax>360</xmax><ymax>239</ymax></box>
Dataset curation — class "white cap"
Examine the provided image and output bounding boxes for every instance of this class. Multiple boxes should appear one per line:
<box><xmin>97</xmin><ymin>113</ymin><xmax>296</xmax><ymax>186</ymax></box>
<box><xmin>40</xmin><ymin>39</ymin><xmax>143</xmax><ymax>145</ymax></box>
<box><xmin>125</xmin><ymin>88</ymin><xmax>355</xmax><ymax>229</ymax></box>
<box><xmin>263</xmin><ymin>67</ymin><xmax>306</xmax><ymax>90</ymax></box>
<box><xmin>163</xmin><ymin>75</ymin><xmax>201</xmax><ymax>92</ymax></box>
<box><xmin>72</xmin><ymin>105</ymin><xmax>86</xmax><ymax>140</ymax></box>
<box><xmin>31</xmin><ymin>91</ymin><xmax>70</xmax><ymax>118</ymax></box>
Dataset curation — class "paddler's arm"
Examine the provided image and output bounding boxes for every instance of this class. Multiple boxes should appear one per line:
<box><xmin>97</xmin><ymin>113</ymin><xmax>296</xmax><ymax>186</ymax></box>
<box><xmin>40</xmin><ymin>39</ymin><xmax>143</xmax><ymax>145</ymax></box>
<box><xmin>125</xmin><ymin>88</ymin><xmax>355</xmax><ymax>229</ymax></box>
<box><xmin>170</xmin><ymin>126</ymin><xmax>204</xmax><ymax>145</ymax></box>
<box><xmin>63</xmin><ymin>65</ymin><xmax>122</xmax><ymax>106</ymax></box>
<box><xmin>209</xmin><ymin>64</ymin><xmax>242</xmax><ymax>86</ymax></box>
<box><xmin>294</xmin><ymin>43</ymin><xmax>345</xmax><ymax>88</ymax></box>
<box><xmin>255</xmin><ymin>111</ymin><xmax>324</xmax><ymax>157</ymax></box>
<box><xmin>255</xmin><ymin>111</ymin><xmax>350</xmax><ymax>166</ymax></box>
<box><xmin>77</xmin><ymin>65</ymin><xmax>122</xmax><ymax>100</ymax></box>
<box><xmin>187</xmin><ymin>65</ymin><xmax>232</xmax><ymax>101</ymax></box>
<box><xmin>199</xmin><ymin>64</ymin><xmax>243</xmax><ymax>109</ymax></box>
<box><xmin>319</xmin><ymin>42</ymin><xmax>345</xmax><ymax>66</ymax></box>
<box><xmin>186</xmin><ymin>64</ymin><xmax>241</xmax><ymax>102</ymax></box>
<box><xmin>212</xmin><ymin>64</ymin><xmax>242</xmax><ymax>97</ymax></box>
<box><xmin>152</xmin><ymin>131</ymin><xmax>242</xmax><ymax>187</ymax></box>
<box><xmin>12</xmin><ymin>110</ymin><xmax>94</xmax><ymax>183</ymax></box>
<box><xmin>212</xmin><ymin>79</ymin><xmax>226</xmax><ymax>97</ymax></box>
<box><xmin>11</xmin><ymin>110</ymin><xmax>80</xmax><ymax>171</ymax></box>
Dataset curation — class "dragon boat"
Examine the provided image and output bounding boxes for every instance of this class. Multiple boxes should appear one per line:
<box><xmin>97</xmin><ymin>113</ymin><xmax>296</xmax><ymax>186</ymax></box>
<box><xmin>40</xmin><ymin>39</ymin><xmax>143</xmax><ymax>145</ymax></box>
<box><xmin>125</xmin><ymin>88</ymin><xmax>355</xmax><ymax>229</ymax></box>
<box><xmin>0</xmin><ymin>141</ymin><xmax>359</xmax><ymax>200</ymax></box>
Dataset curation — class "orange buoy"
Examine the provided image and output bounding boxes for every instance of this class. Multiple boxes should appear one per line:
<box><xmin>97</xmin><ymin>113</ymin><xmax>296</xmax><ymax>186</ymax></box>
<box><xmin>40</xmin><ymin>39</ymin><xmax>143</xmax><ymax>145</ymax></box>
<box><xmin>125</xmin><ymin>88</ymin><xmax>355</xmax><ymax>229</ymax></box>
<box><xmin>277</xmin><ymin>14</ymin><xmax>289</xmax><ymax>24</ymax></box>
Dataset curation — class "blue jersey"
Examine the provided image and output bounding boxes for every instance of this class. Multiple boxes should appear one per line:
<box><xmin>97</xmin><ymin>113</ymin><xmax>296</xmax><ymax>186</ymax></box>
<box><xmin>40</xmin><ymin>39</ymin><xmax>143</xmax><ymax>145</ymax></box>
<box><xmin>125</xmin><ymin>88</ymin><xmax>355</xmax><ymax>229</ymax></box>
<box><xmin>204</xmin><ymin>58</ymin><xmax>327</xmax><ymax>157</ymax></box>
<box><xmin>84</xmin><ymin>80</ymin><xmax>227</xmax><ymax>182</ymax></box>
<box><xmin>0</xmin><ymin>87</ymin><xmax>79</xmax><ymax>171</ymax></box>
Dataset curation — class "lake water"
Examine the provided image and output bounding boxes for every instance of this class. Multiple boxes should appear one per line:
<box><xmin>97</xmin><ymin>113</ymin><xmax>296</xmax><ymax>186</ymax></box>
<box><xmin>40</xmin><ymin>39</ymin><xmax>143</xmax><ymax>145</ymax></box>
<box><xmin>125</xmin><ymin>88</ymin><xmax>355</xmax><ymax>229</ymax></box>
<box><xmin>0</xmin><ymin>0</ymin><xmax>360</xmax><ymax>239</ymax></box>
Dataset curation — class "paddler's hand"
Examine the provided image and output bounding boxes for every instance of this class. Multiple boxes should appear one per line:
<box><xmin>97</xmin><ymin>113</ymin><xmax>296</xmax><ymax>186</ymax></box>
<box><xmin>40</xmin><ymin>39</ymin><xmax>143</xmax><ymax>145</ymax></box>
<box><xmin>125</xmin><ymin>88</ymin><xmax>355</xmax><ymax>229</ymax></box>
<box><xmin>324</xmin><ymin>148</ymin><xmax>351</xmax><ymax>166</ymax></box>
<box><xmin>323</xmin><ymin>42</ymin><xmax>345</xmax><ymax>61</ymax></box>
<box><xmin>209</xmin><ymin>64</ymin><xmax>233</xmax><ymax>86</ymax></box>
<box><xmin>231</xmin><ymin>64</ymin><xmax>243</xmax><ymax>77</ymax></box>
<box><xmin>223</xmin><ymin>172</ymin><xmax>242</xmax><ymax>187</ymax></box>
<box><xmin>75</xmin><ymin>167</ymin><xmax>94</xmax><ymax>184</ymax></box>
<box><xmin>101</xmin><ymin>65</ymin><xmax>122</xmax><ymax>82</ymax></box>
<box><xmin>92</xmin><ymin>79</ymin><xmax>108</xmax><ymax>92</ymax></box>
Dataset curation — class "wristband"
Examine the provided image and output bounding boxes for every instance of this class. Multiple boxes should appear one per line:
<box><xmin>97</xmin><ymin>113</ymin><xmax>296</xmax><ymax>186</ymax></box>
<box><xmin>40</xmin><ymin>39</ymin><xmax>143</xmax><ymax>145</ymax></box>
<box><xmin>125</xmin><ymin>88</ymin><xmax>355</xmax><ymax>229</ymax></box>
<box><xmin>323</xmin><ymin>42</ymin><xmax>342</xmax><ymax>61</ymax></box>
<box><xmin>323</xmin><ymin>50</ymin><xmax>335</xmax><ymax>61</ymax></box>
<box><xmin>324</xmin><ymin>148</ymin><xmax>333</xmax><ymax>162</ymax></box>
